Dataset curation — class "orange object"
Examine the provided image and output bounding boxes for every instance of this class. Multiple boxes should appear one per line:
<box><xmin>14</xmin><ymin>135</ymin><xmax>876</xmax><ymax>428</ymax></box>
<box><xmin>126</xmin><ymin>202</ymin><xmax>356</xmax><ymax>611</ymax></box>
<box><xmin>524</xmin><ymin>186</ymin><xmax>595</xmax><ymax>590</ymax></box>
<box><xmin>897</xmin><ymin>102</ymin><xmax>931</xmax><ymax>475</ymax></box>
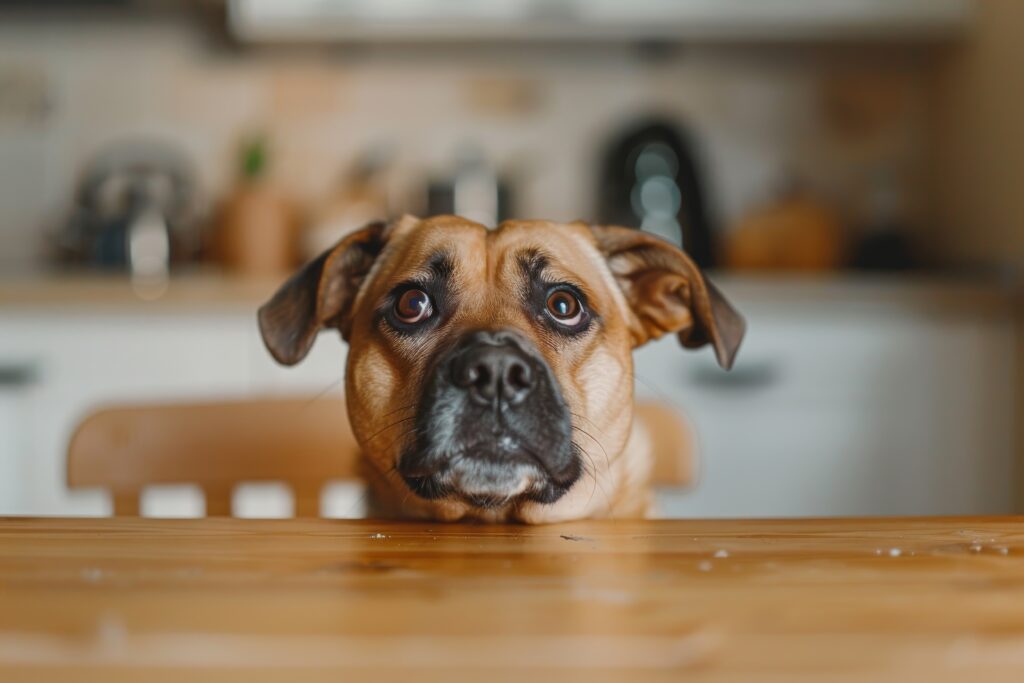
<box><xmin>725</xmin><ymin>192</ymin><xmax>844</xmax><ymax>271</ymax></box>
<box><xmin>67</xmin><ymin>397</ymin><xmax>359</xmax><ymax>517</ymax></box>
<box><xmin>217</xmin><ymin>184</ymin><xmax>299</xmax><ymax>276</ymax></box>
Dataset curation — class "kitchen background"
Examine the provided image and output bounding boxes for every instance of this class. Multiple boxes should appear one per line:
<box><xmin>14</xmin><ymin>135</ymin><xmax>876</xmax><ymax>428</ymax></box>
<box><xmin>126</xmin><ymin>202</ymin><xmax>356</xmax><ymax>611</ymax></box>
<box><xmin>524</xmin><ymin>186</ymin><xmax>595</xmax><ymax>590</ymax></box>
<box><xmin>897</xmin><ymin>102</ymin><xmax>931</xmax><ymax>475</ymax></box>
<box><xmin>1</xmin><ymin>0</ymin><xmax>1022</xmax><ymax>518</ymax></box>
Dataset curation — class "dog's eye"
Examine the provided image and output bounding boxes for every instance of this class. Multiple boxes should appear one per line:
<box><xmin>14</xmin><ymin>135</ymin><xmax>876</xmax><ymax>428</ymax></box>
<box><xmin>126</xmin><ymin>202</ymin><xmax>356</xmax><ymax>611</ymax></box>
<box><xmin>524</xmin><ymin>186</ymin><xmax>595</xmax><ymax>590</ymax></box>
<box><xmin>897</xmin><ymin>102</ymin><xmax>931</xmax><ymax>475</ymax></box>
<box><xmin>546</xmin><ymin>290</ymin><xmax>584</xmax><ymax>326</ymax></box>
<box><xmin>394</xmin><ymin>289</ymin><xmax>433</xmax><ymax>324</ymax></box>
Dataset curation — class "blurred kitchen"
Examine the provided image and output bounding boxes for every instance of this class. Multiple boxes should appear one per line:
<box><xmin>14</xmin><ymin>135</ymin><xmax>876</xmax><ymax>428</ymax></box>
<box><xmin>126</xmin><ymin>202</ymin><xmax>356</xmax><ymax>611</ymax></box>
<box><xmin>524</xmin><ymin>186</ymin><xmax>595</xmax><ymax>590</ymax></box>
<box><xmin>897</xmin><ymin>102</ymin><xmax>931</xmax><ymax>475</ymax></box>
<box><xmin>1</xmin><ymin>0</ymin><xmax>1022</xmax><ymax>519</ymax></box>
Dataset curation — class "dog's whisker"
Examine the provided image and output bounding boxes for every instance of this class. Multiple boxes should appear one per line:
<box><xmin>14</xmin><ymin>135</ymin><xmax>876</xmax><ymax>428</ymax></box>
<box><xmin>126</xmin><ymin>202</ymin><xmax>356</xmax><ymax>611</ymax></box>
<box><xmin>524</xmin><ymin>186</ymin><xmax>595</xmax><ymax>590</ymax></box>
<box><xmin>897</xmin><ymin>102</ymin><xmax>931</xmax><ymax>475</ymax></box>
<box><xmin>571</xmin><ymin>414</ymin><xmax>617</xmax><ymax>479</ymax></box>
<box><xmin>398</xmin><ymin>486</ymin><xmax>414</xmax><ymax>511</ymax></box>
<box><xmin>377</xmin><ymin>402</ymin><xmax>418</xmax><ymax>420</ymax></box>
<box><xmin>569</xmin><ymin>411</ymin><xmax>611</xmax><ymax>440</ymax></box>
<box><xmin>571</xmin><ymin>424</ymin><xmax>611</xmax><ymax>473</ymax></box>
<box><xmin>363</xmin><ymin>415</ymin><xmax>417</xmax><ymax>444</ymax></box>
<box><xmin>633</xmin><ymin>372</ymin><xmax>690</xmax><ymax>417</ymax></box>
<box><xmin>380</xmin><ymin>427</ymin><xmax>419</xmax><ymax>456</ymax></box>
<box><xmin>570</xmin><ymin>442</ymin><xmax>596</xmax><ymax>491</ymax></box>
<box><xmin>299</xmin><ymin>377</ymin><xmax>345</xmax><ymax>408</ymax></box>
<box><xmin>575</xmin><ymin>443</ymin><xmax>607</xmax><ymax>509</ymax></box>
<box><xmin>342</xmin><ymin>487</ymin><xmax>372</xmax><ymax>518</ymax></box>
<box><xmin>576</xmin><ymin>450</ymin><xmax>597</xmax><ymax>484</ymax></box>
<box><xmin>581</xmin><ymin>445</ymin><xmax>610</xmax><ymax>495</ymax></box>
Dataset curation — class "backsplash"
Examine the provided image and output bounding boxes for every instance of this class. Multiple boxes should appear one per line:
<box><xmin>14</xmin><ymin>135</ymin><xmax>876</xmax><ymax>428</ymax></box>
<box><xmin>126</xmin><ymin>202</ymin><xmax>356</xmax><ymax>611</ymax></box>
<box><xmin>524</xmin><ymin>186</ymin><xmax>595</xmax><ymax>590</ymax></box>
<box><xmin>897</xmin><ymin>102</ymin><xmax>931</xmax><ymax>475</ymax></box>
<box><xmin>0</xmin><ymin>14</ymin><xmax>935</xmax><ymax>269</ymax></box>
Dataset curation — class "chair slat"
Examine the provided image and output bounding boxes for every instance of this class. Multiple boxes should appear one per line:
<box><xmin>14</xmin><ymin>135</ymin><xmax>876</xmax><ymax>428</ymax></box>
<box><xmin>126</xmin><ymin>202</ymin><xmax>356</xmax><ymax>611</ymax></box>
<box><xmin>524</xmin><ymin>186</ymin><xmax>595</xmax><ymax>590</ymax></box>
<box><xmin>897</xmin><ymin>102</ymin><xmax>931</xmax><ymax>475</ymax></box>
<box><xmin>204</xmin><ymin>486</ymin><xmax>234</xmax><ymax>517</ymax></box>
<box><xmin>68</xmin><ymin>397</ymin><xmax>359</xmax><ymax>517</ymax></box>
<box><xmin>112</xmin><ymin>494</ymin><xmax>140</xmax><ymax>516</ymax></box>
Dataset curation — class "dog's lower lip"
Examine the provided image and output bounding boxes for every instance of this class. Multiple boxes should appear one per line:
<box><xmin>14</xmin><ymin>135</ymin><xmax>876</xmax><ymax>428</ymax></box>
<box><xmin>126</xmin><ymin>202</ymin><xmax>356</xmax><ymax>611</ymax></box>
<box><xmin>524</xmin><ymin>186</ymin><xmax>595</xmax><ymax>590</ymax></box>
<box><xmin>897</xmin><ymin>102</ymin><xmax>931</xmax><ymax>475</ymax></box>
<box><xmin>463</xmin><ymin>493</ymin><xmax>506</xmax><ymax>509</ymax></box>
<box><xmin>402</xmin><ymin>467</ymin><xmax>577</xmax><ymax>509</ymax></box>
<box><xmin>396</xmin><ymin>462</ymin><xmax>437</xmax><ymax>479</ymax></box>
<box><xmin>400</xmin><ymin>471</ymin><xmax>450</xmax><ymax>500</ymax></box>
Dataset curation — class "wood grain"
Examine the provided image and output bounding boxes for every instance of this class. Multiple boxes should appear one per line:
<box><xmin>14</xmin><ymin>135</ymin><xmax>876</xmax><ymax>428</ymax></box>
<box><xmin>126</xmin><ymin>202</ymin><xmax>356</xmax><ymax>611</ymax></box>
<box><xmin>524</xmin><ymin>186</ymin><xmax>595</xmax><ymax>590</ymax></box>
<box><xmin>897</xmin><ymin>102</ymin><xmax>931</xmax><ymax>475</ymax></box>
<box><xmin>1</xmin><ymin>517</ymin><xmax>1024</xmax><ymax>682</ymax></box>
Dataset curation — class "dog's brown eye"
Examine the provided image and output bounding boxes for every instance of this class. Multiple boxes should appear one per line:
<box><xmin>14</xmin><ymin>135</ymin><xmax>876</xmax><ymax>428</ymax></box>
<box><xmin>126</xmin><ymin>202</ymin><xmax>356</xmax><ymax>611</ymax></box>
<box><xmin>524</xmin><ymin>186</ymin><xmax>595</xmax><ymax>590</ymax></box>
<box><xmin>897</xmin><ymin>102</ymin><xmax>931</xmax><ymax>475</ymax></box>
<box><xmin>546</xmin><ymin>290</ymin><xmax>583</xmax><ymax>326</ymax></box>
<box><xmin>394</xmin><ymin>289</ymin><xmax>433</xmax><ymax>324</ymax></box>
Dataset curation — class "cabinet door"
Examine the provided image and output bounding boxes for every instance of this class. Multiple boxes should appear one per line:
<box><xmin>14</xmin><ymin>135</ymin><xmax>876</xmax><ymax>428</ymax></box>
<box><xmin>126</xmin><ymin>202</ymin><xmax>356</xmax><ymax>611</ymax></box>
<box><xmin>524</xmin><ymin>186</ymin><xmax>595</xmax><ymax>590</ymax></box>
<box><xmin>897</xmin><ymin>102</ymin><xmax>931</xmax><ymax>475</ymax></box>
<box><xmin>0</xmin><ymin>364</ymin><xmax>36</xmax><ymax>514</ymax></box>
<box><xmin>635</xmin><ymin>306</ymin><xmax>1016</xmax><ymax>517</ymax></box>
<box><xmin>2</xmin><ymin>311</ymin><xmax>256</xmax><ymax>515</ymax></box>
<box><xmin>248</xmin><ymin>323</ymin><xmax>350</xmax><ymax>396</ymax></box>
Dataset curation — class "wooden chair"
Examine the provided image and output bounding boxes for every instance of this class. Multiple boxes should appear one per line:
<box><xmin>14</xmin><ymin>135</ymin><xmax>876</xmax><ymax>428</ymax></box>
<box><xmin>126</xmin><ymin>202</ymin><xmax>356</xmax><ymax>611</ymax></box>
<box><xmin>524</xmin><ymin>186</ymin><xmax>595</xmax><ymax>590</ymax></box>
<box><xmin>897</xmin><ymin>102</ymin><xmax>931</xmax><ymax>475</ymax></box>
<box><xmin>67</xmin><ymin>397</ymin><xmax>359</xmax><ymax>516</ymax></box>
<box><xmin>67</xmin><ymin>397</ymin><xmax>695</xmax><ymax>517</ymax></box>
<box><xmin>641</xmin><ymin>401</ymin><xmax>698</xmax><ymax>488</ymax></box>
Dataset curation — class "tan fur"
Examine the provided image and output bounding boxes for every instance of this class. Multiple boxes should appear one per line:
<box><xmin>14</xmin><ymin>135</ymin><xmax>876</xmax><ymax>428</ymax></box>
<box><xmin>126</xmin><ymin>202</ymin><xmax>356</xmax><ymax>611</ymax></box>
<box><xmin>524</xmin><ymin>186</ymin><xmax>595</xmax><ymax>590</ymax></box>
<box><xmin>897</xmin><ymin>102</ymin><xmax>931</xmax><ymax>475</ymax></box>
<box><xmin>261</xmin><ymin>214</ymin><xmax>743</xmax><ymax>523</ymax></box>
<box><xmin>344</xmin><ymin>217</ymin><xmax>652</xmax><ymax>522</ymax></box>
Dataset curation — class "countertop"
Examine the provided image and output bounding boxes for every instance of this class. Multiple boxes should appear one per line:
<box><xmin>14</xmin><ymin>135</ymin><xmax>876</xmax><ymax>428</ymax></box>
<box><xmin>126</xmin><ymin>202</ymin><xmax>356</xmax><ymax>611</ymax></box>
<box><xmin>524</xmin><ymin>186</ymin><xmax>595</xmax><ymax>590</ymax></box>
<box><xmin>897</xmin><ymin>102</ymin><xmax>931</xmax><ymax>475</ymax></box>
<box><xmin>0</xmin><ymin>271</ymin><xmax>279</xmax><ymax>312</ymax></box>
<box><xmin>0</xmin><ymin>270</ymin><xmax>1018</xmax><ymax>315</ymax></box>
<box><xmin>2</xmin><ymin>516</ymin><xmax>1024</xmax><ymax>680</ymax></box>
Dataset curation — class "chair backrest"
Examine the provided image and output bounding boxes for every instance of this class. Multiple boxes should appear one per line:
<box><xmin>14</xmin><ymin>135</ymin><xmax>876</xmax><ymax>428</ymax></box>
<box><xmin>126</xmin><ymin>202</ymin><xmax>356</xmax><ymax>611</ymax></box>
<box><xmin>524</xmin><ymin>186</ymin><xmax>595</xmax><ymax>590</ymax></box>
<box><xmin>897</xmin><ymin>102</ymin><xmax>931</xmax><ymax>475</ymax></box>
<box><xmin>67</xmin><ymin>397</ymin><xmax>359</xmax><ymax>516</ymax></box>
<box><xmin>67</xmin><ymin>397</ymin><xmax>695</xmax><ymax>517</ymax></box>
<box><xmin>637</xmin><ymin>401</ymin><xmax>697</xmax><ymax>488</ymax></box>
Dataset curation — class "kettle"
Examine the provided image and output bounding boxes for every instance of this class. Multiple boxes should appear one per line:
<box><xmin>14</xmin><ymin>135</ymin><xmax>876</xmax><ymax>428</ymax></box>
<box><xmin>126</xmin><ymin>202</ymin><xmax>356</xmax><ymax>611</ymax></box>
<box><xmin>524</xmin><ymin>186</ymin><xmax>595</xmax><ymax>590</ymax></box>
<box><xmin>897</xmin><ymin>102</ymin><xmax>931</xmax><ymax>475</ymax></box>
<box><xmin>54</xmin><ymin>139</ymin><xmax>203</xmax><ymax>278</ymax></box>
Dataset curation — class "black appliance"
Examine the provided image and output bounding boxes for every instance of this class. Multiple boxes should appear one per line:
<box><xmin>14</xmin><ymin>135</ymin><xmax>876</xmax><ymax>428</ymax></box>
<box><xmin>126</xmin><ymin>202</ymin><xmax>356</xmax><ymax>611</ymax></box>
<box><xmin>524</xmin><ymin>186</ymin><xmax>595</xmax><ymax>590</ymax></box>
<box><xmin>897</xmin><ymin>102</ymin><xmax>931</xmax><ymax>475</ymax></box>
<box><xmin>597</xmin><ymin>118</ymin><xmax>715</xmax><ymax>267</ymax></box>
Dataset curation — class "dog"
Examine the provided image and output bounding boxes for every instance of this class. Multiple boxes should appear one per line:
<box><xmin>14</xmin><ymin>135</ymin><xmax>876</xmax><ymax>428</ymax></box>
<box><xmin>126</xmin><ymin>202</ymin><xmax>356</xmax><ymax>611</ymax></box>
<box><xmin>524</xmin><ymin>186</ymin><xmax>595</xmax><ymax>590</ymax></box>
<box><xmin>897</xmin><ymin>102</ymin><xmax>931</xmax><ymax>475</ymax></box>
<box><xmin>259</xmin><ymin>215</ymin><xmax>744</xmax><ymax>522</ymax></box>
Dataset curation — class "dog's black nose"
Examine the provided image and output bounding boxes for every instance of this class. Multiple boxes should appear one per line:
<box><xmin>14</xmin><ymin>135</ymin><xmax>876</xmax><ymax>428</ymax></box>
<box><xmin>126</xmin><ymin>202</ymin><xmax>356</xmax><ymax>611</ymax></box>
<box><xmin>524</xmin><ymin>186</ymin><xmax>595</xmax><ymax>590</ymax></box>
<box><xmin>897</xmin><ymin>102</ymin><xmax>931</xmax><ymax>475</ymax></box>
<box><xmin>451</xmin><ymin>331</ymin><xmax>535</xmax><ymax>407</ymax></box>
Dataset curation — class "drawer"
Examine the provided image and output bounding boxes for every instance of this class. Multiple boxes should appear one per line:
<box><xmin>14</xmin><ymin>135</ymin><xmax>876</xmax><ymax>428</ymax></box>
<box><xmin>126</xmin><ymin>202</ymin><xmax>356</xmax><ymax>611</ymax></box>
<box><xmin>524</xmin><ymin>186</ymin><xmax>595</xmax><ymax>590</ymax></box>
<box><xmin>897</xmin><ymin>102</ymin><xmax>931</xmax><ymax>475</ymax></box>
<box><xmin>634</xmin><ymin>309</ymin><xmax>1014</xmax><ymax>406</ymax></box>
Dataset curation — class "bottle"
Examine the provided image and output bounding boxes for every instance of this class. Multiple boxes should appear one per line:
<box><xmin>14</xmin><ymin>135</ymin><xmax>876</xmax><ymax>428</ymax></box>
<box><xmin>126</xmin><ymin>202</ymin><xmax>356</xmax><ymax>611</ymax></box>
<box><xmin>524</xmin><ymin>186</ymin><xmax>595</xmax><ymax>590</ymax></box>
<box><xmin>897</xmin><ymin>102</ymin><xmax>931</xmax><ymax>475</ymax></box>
<box><xmin>216</xmin><ymin>135</ymin><xmax>299</xmax><ymax>276</ymax></box>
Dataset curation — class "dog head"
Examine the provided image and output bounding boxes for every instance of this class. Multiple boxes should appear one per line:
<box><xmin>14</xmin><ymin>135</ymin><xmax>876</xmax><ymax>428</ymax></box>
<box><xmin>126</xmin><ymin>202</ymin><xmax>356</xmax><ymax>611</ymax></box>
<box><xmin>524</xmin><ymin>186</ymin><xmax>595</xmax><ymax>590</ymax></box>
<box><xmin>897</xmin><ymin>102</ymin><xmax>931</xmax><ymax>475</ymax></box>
<box><xmin>259</xmin><ymin>215</ymin><xmax>743</xmax><ymax>522</ymax></box>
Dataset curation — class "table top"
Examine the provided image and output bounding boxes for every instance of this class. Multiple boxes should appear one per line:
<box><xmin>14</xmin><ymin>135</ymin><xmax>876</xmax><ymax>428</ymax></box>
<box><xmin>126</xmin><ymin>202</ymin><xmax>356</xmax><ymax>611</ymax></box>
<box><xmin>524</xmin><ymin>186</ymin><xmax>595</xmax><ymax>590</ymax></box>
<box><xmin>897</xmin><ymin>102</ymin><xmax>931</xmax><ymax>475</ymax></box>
<box><xmin>2</xmin><ymin>516</ymin><xmax>1024</xmax><ymax>682</ymax></box>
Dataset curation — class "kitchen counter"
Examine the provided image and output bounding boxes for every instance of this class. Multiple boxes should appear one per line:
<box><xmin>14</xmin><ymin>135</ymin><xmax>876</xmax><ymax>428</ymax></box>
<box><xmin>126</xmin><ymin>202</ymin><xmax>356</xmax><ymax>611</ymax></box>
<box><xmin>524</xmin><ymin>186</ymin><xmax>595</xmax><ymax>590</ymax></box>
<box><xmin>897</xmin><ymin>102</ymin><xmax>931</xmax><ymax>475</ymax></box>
<box><xmin>0</xmin><ymin>271</ymin><xmax>280</xmax><ymax>311</ymax></box>
<box><xmin>2</xmin><ymin>516</ymin><xmax>1024</xmax><ymax>680</ymax></box>
<box><xmin>1</xmin><ymin>268</ymin><xmax>1020</xmax><ymax>519</ymax></box>
<box><xmin>0</xmin><ymin>270</ymin><xmax>1018</xmax><ymax>315</ymax></box>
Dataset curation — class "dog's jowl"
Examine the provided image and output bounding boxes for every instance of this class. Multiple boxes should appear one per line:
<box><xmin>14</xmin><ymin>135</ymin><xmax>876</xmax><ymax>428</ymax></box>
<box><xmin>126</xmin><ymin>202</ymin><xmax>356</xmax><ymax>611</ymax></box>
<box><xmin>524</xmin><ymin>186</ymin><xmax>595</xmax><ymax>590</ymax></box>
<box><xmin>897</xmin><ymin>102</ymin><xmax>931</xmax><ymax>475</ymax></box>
<box><xmin>259</xmin><ymin>215</ymin><xmax>744</xmax><ymax>523</ymax></box>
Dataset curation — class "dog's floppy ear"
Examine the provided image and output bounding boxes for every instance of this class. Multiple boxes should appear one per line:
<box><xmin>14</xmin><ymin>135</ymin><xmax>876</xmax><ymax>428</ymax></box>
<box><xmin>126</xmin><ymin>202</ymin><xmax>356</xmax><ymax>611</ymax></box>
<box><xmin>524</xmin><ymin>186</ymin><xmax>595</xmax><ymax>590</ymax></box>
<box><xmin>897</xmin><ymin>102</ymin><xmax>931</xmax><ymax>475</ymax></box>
<box><xmin>589</xmin><ymin>225</ymin><xmax>745</xmax><ymax>370</ymax></box>
<box><xmin>258</xmin><ymin>220</ymin><xmax>390</xmax><ymax>366</ymax></box>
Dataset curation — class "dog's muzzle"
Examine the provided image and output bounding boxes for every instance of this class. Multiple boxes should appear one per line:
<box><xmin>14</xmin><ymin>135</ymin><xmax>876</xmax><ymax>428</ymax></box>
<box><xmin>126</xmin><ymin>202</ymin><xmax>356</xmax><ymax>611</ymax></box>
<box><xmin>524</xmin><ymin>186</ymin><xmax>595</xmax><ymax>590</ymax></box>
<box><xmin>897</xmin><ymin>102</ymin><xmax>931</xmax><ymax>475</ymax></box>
<box><xmin>398</xmin><ymin>329</ymin><xmax>581</xmax><ymax>508</ymax></box>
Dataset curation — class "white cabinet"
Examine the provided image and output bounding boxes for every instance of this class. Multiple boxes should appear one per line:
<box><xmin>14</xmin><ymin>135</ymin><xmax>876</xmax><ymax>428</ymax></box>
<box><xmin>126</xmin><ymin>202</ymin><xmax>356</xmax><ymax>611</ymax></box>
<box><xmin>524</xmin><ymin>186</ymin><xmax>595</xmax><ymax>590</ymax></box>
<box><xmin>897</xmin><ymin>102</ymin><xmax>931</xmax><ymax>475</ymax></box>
<box><xmin>0</xmin><ymin>363</ymin><xmax>35</xmax><ymax>512</ymax></box>
<box><xmin>0</xmin><ymin>306</ymin><xmax>353</xmax><ymax>515</ymax></box>
<box><xmin>0</xmin><ymin>312</ymin><xmax>247</xmax><ymax>514</ymax></box>
<box><xmin>638</xmin><ymin>280</ymin><xmax>1017</xmax><ymax>517</ymax></box>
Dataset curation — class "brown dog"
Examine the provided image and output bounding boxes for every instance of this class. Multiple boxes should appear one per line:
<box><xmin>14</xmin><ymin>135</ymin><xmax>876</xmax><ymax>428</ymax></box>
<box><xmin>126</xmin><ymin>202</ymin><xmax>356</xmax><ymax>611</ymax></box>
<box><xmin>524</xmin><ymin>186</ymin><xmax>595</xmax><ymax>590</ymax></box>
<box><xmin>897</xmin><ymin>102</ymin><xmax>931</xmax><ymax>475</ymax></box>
<box><xmin>259</xmin><ymin>215</ymin><xmax>744</xmax><ymax>522</ymax></box>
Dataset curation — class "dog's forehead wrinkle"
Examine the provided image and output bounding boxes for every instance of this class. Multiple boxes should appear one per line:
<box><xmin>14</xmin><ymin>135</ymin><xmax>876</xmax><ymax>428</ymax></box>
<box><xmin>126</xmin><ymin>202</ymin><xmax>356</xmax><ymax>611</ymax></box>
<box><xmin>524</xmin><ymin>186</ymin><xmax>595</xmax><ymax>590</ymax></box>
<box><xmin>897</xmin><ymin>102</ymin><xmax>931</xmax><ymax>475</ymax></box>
<box><xmin>404</xmin><ymin>249</ymin><xmax>456</xmax><ymax>282</ymax></box>
<box><xmin>381</xmin><ymin>244</ymin><xmax>466</xmax><ymax>291</ymax></box>
<box><xmin>350</xmin><ymin>238</ymin><xmax>402</xmax><ymax>314</ymax></box>
<box><xmin>568</xmin><ymin>229</ymin><xmax>634</xmax><ymax>320</ymax></box>
<box><xmin>511</xmin><ymin>247</ymin><xmax>548</xmax><ymax>279</ymax></box>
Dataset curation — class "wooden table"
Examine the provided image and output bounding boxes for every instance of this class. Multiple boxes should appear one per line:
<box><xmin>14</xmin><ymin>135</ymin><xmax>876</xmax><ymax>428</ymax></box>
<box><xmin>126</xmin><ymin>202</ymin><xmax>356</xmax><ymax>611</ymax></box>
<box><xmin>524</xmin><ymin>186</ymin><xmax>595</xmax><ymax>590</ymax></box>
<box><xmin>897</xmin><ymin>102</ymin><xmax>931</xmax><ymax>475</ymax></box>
<box><xmin>2</xmin><ymin>517</ymin><xmax>1024</xmax><ymax>682</ymax></box>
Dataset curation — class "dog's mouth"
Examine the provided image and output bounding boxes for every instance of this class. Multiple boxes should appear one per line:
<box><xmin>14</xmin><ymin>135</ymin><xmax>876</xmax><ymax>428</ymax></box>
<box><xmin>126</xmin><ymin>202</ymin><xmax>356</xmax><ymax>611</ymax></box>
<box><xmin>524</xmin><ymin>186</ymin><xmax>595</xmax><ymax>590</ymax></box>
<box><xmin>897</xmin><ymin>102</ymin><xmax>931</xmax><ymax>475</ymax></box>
<box><xmin>399</xmin><ymin>437</ymin><xmax>583</xmax><ymax>509</ymax></box>
<box><xmin>396</xmin><ymin>329</ymin><xmax>582</xmax><ymax>511</ymax></box>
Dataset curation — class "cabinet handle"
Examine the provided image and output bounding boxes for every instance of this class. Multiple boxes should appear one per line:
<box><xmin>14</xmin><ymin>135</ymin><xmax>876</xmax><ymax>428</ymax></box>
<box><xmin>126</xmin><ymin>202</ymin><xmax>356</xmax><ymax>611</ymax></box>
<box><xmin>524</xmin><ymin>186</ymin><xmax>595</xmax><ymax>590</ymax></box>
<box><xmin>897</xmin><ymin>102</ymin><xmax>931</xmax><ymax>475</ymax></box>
<box><xmin>689</xmin><ymin>360</ymin><xmax>780</xmax><ymax>389</ymax></box>
<box><xmin>0</xmin><ymin>363</ymin><xmax>39</xmax><ymax>388</ymax></box>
